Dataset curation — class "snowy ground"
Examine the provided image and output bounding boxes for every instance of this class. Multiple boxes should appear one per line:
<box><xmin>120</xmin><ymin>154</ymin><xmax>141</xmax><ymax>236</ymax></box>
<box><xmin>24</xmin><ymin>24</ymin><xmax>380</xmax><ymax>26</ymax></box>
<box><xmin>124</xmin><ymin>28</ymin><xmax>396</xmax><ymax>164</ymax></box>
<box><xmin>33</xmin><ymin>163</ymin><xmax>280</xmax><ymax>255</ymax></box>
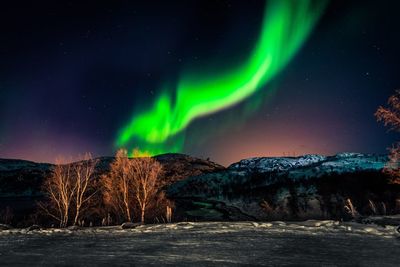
<box><xmin>1</xmin><ymin>221</ymin><xmax>399</xmax><ymax>266</ymax></box>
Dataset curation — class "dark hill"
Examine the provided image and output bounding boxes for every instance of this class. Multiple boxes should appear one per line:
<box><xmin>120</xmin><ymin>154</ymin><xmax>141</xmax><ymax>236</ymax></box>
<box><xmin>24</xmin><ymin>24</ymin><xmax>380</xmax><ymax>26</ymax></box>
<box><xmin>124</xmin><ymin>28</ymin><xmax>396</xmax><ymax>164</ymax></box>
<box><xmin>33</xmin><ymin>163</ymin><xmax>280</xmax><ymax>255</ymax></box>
<box><xmin>0</xmin><ymin>154</ymin><xmax>224</xmax><ymax>225</ymax></box>
<box><xmin>0</xmin><ymin>154</ymin><xmax>224</xmax><ymax>198</ymax></box>
<box><xmin>1</xmin><ymin>153</ymin><xmax>399</xmax><ymax>224</ymax></box>
<box><xmin>167</xmin><ymin>153</ymin><xmax>400</xmax><ymax>221</ymax></box>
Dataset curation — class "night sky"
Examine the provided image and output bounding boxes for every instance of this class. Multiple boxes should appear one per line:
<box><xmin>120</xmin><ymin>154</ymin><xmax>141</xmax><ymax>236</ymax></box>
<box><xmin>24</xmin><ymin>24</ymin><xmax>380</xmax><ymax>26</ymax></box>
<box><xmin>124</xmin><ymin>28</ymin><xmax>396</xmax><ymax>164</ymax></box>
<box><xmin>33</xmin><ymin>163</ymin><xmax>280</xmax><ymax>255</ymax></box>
<box><xmin>0</xmin><ymin>0</ymin><xmax>399</xmax><ymax>165</ymax></box>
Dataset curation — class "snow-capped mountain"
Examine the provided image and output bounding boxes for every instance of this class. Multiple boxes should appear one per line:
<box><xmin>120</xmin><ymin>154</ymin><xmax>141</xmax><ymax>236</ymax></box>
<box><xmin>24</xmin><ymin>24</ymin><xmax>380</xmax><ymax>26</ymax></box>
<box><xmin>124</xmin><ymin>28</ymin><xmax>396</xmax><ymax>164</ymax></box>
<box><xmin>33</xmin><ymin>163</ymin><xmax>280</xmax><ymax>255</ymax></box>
<box><xmin>167</xmin><ymin>153</ymin><xmax>396</xmax><ymax>221</ymax></box>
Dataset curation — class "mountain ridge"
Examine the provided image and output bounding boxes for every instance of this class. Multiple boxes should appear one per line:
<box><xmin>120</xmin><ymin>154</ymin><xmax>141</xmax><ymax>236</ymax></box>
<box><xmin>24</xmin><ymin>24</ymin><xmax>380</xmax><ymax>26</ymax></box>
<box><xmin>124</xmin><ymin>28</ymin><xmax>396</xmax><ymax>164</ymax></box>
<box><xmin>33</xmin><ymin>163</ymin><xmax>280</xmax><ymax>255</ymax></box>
<box><xmin>1</xmin><ymin>152</ymin><xmax>397</xmax><ymax>224</ymax></box>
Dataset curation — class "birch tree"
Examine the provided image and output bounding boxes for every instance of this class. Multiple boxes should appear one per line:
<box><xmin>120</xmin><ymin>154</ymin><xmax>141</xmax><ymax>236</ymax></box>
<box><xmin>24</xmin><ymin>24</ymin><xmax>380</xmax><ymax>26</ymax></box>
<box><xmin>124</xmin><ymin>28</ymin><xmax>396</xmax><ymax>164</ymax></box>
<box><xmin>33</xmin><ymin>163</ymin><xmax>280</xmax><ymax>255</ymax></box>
<box><xmin>102</xmin><ymin>149</ymin><xmax>135</xmax><ymax>222</ymax></box>
<box><xmin>40</xmin><ymin>155</ymin><xmax>98</xmax><ymax>227</ymax></box>
<box><xmin>102</xmin><ymin>149</ymin><xmax>163</xmax><ymax>223</ymax></box>
<box><xmin>130</xmin><ymin>150</ymin><xmax>163</xmax><ymax>223</ymax></box>
<box><xmin>40</xmin><ymin>162</ymin><xmax>74</xmax><ymax>227</ymax></box>
<box><xmin>72</xmin><ymin>154</ymin><xmax>98</xmax><ymax>225</ymax></box>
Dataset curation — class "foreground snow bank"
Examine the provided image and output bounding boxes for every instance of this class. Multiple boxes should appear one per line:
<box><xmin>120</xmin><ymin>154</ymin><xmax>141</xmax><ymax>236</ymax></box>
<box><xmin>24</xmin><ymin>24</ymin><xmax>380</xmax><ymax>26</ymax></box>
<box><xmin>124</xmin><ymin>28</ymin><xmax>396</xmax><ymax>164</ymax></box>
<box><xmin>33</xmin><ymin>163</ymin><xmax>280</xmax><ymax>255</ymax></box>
<box><xmin>0</xmin><ymin>220</ymin><xmax>398</xmax><ymax>239</ymax></box>
<box><xmin>1</xmin><ymin>221</ymin><xmax>400</xmax><ymax>266</ymax></box>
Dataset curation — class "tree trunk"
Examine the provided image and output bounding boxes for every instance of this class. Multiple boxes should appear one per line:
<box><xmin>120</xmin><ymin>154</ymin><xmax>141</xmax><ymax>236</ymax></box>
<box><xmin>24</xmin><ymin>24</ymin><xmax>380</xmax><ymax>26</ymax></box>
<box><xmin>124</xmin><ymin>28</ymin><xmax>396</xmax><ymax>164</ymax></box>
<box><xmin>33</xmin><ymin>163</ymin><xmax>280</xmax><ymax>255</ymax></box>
<box><xmin>73</xmin><ymin>208</ymin><xmax>80</xmax><ymax>226</ymax></box>
<box><xmin>141</xmin><ymin>206</ymin><xmax>145</xmax><ymax>224</ymax></box>
<box><xmin>126</xmin><ymin>206</ymin><xmax>131</xmax><ymax>222</ymax></box>
<box><xmin>62</xmin><ymin>210</ymin><xmax>68</xmax><ymax>228</ymax></box>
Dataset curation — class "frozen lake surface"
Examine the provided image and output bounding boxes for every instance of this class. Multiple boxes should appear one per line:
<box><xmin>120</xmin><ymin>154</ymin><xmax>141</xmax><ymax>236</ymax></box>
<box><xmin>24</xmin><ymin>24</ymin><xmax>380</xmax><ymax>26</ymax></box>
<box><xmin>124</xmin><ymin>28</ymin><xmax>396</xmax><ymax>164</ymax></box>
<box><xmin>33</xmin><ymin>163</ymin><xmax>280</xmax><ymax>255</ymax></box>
<box><xmin>1</xmin><ymin>221</ymin><xmax>399</xmax><ymax>266</ymax></box>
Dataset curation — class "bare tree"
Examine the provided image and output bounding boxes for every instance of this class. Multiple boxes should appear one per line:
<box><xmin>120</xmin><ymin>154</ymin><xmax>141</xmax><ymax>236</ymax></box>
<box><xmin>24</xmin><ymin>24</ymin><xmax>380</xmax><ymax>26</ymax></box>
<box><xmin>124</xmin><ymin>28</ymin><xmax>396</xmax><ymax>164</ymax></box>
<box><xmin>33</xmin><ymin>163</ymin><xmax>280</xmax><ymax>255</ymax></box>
<box><xmin>376</xmin><ymin>90</ymin><xmax>400</xmax><ymax>184</ymax></box>
<box><xmin>102</xmin><ymin>149</ymin><xmax>135</xmax><ymax>222</ymax></box>
<box><xmin>102</xmin><ymin>149</ymin><xmax>163</xmax><ymax>224</ymax></box>
<box><xmin>130</xmin><ymin>149</ymin><xmax>163</xmax><ymax>223</ymax></box>
<box><xmin>40</xmin><ymin>154</ymin><xmax>98</xmax><ymax>227</ymax></box>
<box><xmin>72</xmin><ymin>154</ymin><xmax>98</xmax><ymax>226</ymax></box>
<box><xmin>39</xmin><ymin>162</ymin><xmax>74</xmax><ymax>227</ymax></box>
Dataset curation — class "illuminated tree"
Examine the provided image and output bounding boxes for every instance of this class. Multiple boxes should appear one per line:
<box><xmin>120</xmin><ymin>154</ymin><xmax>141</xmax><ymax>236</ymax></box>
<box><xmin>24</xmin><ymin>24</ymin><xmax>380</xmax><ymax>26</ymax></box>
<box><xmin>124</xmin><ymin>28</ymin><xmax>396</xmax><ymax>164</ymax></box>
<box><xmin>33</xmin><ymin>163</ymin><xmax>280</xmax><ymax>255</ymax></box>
<box><xmin>39</xmin><ymin>161</ymin><xmax>74</xmax><ymax>227</ymax></box>
<box><xmin>102</xmin><ymin>149</ymin><xmax>163</xmax><ymax>224</ymax></box>
<box><xmin>375</xmin><ymin>90</ymin><xmax>400</xmax><ymax>184</ymax></box>
<box><xmin>376</xmin><ymin>90</ymin><xmax>400</xmax><ymax>131</ymax></box>
<box><xmin>39</xmin><ymin>155</ymin><xmax>98</xmax><ymax>227</ymax></box>
<box><xmin>71</xmin><ymin>154</ymin><xmax>98</xmax><ymax>226</ymax></box>
<box><xmin>130</xmin><ymin>149</ymin><xmax>163</xmax><ymax>223</ymax></box>
<box><xmin>102</xmin><ymin>149</ymin><xmax>135</xmax><ymax>222</ymax></box>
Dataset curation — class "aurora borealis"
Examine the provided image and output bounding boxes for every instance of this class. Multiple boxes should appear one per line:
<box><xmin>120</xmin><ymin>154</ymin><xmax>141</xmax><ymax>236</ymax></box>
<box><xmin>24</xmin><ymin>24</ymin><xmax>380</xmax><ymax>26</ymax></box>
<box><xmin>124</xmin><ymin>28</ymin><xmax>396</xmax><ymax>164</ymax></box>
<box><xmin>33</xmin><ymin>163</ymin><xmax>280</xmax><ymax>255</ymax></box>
<box><xmin>116</xmin><ymin>0</ymin><xmax>327</xmax><ymax>155</ymax></box>
<box><xmin>0</xmin><ymin>0</ymin><xmax>399</xmax><ymax>164</ymax></box>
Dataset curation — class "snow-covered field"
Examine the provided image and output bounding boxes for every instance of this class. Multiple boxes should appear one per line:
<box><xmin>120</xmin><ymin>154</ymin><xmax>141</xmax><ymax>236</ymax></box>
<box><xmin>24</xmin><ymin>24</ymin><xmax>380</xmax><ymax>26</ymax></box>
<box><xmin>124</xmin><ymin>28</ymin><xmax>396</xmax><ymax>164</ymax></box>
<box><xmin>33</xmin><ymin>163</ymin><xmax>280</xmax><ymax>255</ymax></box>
<box><xmin>1</xmin><ymin>221</ymin><xmax>399</xmax><ymax>266</ymax></box>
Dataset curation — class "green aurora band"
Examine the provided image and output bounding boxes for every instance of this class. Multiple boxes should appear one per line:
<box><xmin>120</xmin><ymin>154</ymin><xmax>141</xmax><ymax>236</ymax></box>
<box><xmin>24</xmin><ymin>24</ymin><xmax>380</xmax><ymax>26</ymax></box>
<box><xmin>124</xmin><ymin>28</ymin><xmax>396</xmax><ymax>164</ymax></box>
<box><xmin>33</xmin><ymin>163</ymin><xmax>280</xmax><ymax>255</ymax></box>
<box><xmin>116</xmin><ymin>0</ymin><xmax>327</xmax><ymax>155</ymax></box>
